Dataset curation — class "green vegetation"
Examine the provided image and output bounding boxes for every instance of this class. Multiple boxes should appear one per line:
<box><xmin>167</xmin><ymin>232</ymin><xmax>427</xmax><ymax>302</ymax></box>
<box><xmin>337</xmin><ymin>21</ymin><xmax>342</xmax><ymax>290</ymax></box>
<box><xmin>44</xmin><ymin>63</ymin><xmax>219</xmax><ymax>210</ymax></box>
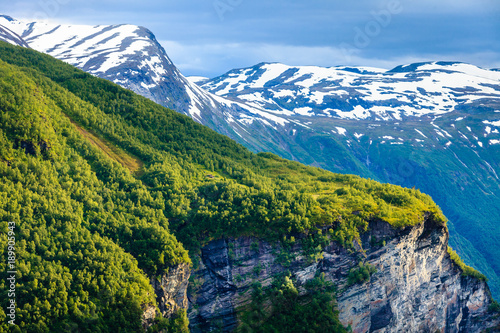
<box><xmin>448</xmin><ymin>247</ymin><xmax>487</xmax><ymax>281</ymax></box>
<box><xmin>239</xmin><ymin>274</ymin><xmax>347</xmax><ymax>332</ymax></box>
<box><xmin>71</xmin><ymin>120</ymin><xmax>144</xmax><ymax>174</ymax></box>
<box><xmin>0</xmin><ymin>45</ymin><xmax>189</xmax><ymax>332</ymax></box>
<box><xmin>147</xmin><ymin>310</ymin><xmax>189</xmax><ymax>333</ymax></box>
<box><xmin>0</xmin><ymin>42</ymin><xmax>446</xmax><ymax>250</ymax></box>
<box><xmin>0</xmin><ymin>41</ymin><xmax>453</xmax><ymax>331</ymax></box>
<box><xmin>488</xmin><ymin>300</ymin><xmax>500</xmax><ymax>314</ymax></box>
<box><xmin>347</xmin><ymin>262</ymin><xmax>377</xmax><ymax>286</ymax></box>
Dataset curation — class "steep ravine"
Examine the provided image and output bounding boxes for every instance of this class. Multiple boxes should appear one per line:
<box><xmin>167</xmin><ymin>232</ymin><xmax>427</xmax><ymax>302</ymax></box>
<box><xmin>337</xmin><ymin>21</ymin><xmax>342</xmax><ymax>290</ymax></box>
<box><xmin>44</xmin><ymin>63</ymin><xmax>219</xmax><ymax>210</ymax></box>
<box><xmin>169</xmin><ymin>215</ymin><xmax>500</xmax><ymax>332</ymax></box>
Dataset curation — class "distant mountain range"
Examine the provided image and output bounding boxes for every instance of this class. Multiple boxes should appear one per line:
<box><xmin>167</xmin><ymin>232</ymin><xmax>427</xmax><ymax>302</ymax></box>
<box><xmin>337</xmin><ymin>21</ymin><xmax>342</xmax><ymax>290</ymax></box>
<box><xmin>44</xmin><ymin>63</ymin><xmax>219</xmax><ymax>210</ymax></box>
<box><xmin>202</xmin><ymin>62</ymin><xmax>500</xmax><ymax>121</ymax></box>
<box><xmin>2</xmin><ymin>14</ymin><xmax>500</xmax><ymax>297</ymax></box>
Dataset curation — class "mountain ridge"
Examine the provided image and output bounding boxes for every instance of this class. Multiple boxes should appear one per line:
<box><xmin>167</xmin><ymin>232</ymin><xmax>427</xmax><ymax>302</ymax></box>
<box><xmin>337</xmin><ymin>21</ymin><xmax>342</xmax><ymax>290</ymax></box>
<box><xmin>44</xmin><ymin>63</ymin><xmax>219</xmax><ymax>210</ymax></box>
<box><xmin>201</xmin><ymin>61</ymin><xmax>500</xmax><ymax>121</ymax></box>
<box><xmin>0</xmin><ymin>15</ymin><xmax>295</xmax><ymax>155</ymax></box>
<box><xmin>0</xmin><ymin>15</ymin><xmax>29</xmax><ymax>48</ymax></box>
<box><xmin>1</xmin><ymin>28</ymin><xmax>500</xmax><ymax>332</ymax></box>
<box><xmin>2</xmin><ymin>15</ymin><xmax>500</xmax><ymax>299</ymax></box>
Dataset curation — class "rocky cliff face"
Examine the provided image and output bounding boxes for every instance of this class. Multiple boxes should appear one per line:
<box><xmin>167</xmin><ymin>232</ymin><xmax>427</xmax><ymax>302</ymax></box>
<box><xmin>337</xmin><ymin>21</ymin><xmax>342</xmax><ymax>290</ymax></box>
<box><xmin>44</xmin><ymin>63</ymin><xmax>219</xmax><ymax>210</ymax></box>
<box><xmin>186</xmin><ymin>215</ymin><xmax>500</xmax><ymax>332</ymax></box>
<box><xmin>151</xmin><ymin>263</ymin><xmax>191</xmax><ymax>318</ymax></box>
<box><xmin>141</xmin><ymin>263</ymin><xmax>191</xmax><ymax>330</ymax></box>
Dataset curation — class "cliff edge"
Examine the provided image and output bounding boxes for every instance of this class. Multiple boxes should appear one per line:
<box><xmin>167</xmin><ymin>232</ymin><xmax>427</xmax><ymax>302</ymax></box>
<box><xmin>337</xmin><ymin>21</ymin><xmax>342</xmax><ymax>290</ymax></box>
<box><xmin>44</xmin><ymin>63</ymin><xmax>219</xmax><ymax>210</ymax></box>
<box><xmin>185</xmin><ymin>214</ymin><xmax>500</xmax><ymax>332</ymax></box>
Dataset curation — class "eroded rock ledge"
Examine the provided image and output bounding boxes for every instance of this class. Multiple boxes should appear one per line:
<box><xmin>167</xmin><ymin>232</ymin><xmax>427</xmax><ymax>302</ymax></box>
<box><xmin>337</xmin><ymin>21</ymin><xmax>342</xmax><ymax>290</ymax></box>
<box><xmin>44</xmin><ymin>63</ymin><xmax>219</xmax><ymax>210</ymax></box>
<box><xmin>160</xmin><ymin>215</ymin><xmax>500</xmax><ymax>332</ymax></box>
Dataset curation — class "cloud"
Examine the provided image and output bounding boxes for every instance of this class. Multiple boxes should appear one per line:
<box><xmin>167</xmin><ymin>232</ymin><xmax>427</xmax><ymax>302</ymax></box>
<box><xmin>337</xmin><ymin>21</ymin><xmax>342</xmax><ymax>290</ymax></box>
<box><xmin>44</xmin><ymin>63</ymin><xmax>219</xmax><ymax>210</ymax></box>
<box><xmin>160</xmin><ymin>40</ymin><xmax>500</xmax><ymax>77</ymax></box>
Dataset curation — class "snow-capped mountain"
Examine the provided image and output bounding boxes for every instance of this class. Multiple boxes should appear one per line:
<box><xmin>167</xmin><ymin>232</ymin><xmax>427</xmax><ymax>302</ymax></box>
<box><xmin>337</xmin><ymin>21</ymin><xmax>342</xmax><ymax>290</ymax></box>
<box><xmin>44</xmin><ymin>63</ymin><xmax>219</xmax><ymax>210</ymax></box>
<box><xmin>2</xmin><ymin>14</ymin><xmax>500</xmax><ymax>298</ymax></box>
<box><xmin>0</xmin><ymin>15</ymin><xmax>290</xmax><ymax>153</ymax></box>
<box><xmin>187</xmin><ymin>76</ymin><xmax>210</xmax><ymax>85</ymax></box>
<box><xmin>202</xmin><ymin>62</ymin><xmax>500</xmax><ymax>121</ymax></box>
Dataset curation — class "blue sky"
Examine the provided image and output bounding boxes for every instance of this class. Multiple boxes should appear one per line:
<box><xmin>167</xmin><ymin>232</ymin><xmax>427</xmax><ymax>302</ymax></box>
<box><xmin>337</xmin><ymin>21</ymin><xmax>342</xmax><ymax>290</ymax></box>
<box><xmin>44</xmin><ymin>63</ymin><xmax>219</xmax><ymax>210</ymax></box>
<box><xmin>1</xmin><ymin>0</ymin><xmax>499</xmax><ymax>77</ymax></box>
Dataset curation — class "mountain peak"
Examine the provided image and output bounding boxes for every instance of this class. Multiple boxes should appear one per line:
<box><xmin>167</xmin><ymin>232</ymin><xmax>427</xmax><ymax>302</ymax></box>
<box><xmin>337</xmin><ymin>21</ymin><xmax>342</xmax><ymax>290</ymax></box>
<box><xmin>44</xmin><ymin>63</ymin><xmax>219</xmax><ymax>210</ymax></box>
<box><xmin>187</xmin><ymin>76</ymin><xmax>210</xmax><ymax>85</ymax></box>
<box><xmin>389</xmin><ymin>61</ymin><xmax>441</xmax><ymax>73</ymax></box>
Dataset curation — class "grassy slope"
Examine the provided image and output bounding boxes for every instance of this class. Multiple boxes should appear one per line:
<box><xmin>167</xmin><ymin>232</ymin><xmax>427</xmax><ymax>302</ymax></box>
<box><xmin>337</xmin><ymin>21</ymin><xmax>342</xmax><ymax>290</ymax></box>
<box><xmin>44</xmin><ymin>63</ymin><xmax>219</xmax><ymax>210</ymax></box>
<box><xmin>70</xmin><ymin>119</ymin><xmax>144</xmax><ymax>174</ymax></box>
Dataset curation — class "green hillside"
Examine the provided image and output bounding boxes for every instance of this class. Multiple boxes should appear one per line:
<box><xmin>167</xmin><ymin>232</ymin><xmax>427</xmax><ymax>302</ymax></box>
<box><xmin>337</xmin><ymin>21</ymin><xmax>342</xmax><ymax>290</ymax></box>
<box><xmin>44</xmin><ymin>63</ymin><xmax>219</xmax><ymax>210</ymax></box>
<box><xmin>0</xmin><ymin>41</ymin><xmax>457</xmax><ymax>332</ymax></box>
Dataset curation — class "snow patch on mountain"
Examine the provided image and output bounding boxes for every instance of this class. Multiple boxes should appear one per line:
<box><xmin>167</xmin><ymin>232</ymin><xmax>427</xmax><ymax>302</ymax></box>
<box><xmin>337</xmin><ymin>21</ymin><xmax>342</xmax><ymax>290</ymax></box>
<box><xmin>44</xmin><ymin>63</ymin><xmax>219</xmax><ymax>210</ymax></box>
<box><xmin>0</xmin><ymin>16</ymin><xmax>29</xmax><ymax>48</ymax></box>
<box><xmin>484</xmin><ymin>120</ymin><xmax>500</xmax><ymax>127</ymax></box>
<box><xmin>335</xmin><ymin>127</ymin><xmax>347</xmax><ymax>136</ymax></box>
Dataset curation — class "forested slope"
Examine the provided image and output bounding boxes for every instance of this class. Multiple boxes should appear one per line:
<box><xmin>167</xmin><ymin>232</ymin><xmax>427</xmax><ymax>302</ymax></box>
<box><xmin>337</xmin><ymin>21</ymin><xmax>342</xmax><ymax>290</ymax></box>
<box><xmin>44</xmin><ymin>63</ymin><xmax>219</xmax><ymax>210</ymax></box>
<box><xmin>0</xmin><ymin>41</ymin><xmax>474</xmax><ymax>332</ymax></box>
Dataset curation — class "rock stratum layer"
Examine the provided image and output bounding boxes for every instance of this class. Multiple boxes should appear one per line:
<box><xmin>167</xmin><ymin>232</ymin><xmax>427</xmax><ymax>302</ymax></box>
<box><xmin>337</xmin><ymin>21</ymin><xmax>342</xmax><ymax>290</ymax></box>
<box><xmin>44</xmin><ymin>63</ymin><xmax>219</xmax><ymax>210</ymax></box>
<box><xmin>186</xmin><ymin>215</ymin><xmax>500</xmax><ymax>332</ymax></box>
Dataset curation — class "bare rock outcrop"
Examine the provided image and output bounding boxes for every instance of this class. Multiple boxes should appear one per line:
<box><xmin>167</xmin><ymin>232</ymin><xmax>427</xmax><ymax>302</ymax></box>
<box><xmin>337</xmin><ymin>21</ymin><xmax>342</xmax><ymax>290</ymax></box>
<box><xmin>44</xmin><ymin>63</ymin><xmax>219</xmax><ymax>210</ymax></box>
<box><xmin>151</xmin><ymin>263</ymin><xmax>191</xmax><ymax>318</ymax></box>
<box><xmin>187</xmin><ymin>214</ymin><xmax>500</xmax><ymax>332</ymax></box>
